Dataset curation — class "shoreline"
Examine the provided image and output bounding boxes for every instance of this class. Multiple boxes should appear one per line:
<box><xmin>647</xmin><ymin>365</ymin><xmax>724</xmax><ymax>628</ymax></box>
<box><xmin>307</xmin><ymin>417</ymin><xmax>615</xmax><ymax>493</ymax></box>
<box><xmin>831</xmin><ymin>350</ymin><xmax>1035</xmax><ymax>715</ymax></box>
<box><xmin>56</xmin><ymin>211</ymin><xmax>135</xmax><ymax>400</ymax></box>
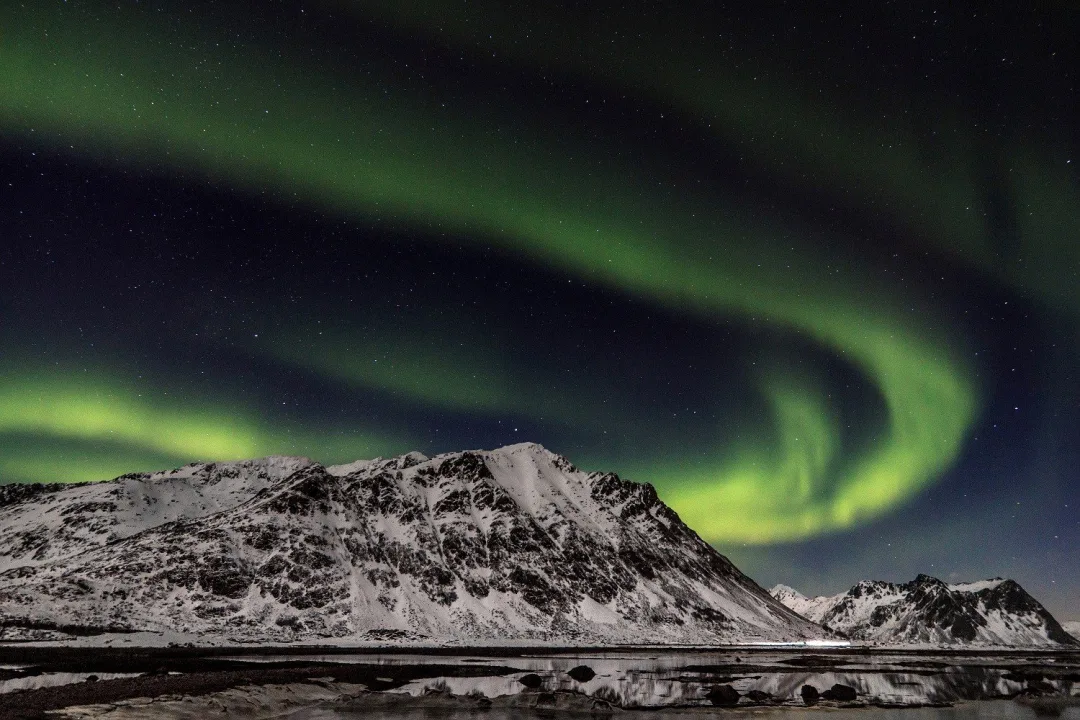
<box><xmin>3</xmin><ymin>642</ymin><xmax>1078</xmax><ymax>663</ymax></box>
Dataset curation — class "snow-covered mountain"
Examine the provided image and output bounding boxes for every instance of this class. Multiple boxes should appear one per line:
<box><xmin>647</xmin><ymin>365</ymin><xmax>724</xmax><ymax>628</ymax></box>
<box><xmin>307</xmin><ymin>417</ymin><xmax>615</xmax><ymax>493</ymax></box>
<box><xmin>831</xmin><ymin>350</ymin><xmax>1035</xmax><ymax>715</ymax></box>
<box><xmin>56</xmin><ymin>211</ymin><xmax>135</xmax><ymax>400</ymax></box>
<box><xmin>1065</xmin><ymin>621</ymin><xmax>1080</xmax><ymax>642</ymax></box>
<box><xmin>769</xmin><ymin>584</ymin><xmax>837</xmax><ymax>623</ymax></box>
<box><xmin>770</xmin><ymin>575</ymin><xmax>1077</xmax><ymax>647</ymax></box>
<box><xmin>0</xmin><ymin>443</ymin><xmax>822</xmax><ymax>644</ymax></box>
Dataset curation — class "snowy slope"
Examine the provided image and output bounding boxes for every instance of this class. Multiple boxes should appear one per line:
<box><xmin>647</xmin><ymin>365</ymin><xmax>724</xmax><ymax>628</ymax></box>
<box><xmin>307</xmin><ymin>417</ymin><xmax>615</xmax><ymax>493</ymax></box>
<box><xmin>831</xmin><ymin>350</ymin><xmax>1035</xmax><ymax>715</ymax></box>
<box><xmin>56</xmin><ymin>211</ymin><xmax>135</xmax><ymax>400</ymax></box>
<box><xmin>770</xmin><ymin>575</ymin><xmax>1076</xmax><ymax>647</ymax></box>
<box><xmin>1064</xmin><ymin>621</ymin><xmax>1080</xmax><ymax>642</ymax></box>
<box><xmin>0</xmin><ymin>443</ymin><xmax>822</xmax><ymax>644</ymax></box>
<box><xmin>768</xmin><ymin>585</ymin><xmax>837</xmax><ymax>622</ymax></box>
<box><xmin>0</xmin><ymin>456</ymin><xmax>312</xmax><ymax>573</ymax></box>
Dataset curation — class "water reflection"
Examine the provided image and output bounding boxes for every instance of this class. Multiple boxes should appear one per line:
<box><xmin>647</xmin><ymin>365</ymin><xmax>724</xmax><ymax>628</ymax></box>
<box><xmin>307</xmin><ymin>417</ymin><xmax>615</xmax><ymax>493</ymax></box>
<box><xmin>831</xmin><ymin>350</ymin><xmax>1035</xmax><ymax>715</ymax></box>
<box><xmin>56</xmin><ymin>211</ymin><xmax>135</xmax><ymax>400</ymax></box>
<box><xmin>286</xmin><ymin>702</ymin><xmax>1080</xmax><ymax>720</ymax></box>
<box><xmin>208</xmin><ymin>651</ymin><xmax>1080</xmax><ymax>716</ymax></box>
<box><xmin>225</xmin><ymin>652</ymin><xmax>1078</xmax><ymax>709</ymax></box>
<box><xmin>385</xmin><ymin>668</ymin><xmax>1066</xmax><ymax>709</ymax></box>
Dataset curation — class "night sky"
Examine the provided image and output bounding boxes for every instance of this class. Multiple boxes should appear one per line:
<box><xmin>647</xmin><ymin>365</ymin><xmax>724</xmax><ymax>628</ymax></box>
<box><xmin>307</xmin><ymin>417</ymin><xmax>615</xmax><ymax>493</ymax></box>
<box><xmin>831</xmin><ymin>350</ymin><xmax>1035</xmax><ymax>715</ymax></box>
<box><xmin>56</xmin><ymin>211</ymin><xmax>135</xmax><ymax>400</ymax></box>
<box><xmin>1</xmin><ymin>2</ymin><xmax>1077</xmax><ymax>620</ymax></box>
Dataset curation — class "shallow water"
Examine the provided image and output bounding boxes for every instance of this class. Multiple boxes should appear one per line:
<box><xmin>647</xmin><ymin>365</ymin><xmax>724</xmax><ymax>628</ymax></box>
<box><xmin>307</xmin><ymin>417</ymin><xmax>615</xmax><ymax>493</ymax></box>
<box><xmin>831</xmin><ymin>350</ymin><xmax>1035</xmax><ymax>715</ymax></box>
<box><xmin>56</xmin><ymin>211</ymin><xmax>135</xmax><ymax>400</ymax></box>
<box><xmin>8</xmin><ymin>648</ymin><xmax>1076</xmax><ymax>718</ymax></box>
<box><xmin>220</xmin><ymin>651</ymin><xmax>1080</xmax><ymax>709</ymax></box>
<box><xmin>284</xmin><ymin>703</ymin><xmax>1080</xmax><ymax>720</ymax></box>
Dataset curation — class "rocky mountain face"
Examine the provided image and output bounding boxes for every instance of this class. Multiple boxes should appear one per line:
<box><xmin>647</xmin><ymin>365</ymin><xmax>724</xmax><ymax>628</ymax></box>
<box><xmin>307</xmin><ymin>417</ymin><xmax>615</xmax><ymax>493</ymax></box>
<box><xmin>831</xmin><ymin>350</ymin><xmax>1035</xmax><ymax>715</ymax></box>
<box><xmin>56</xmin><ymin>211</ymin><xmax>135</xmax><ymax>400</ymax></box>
<box><xmin>0</xmin><ymin>443</ymin><xmax>822</xmax><ymax>644</ymax></box>
<box><xmin>1064</xmin><ymin>621</ymin><xmax>1080</xmax><ymax>642</ymax></box>
<box><xmin>770</xmin><ymin>575</ymin><xmax>1077</xmax><ymax>647</ymax></box>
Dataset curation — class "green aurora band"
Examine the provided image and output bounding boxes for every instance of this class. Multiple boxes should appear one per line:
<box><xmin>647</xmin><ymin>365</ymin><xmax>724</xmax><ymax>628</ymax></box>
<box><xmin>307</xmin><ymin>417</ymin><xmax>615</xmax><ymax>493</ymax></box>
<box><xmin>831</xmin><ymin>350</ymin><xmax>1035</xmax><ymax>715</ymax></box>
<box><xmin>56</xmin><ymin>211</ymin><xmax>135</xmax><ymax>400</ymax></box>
<box><xmin>354</xmin><ymin>0</ymin><xmax>1080</xmax><ymax>316</ymax></box>
<box><xmin>0</xmin><ymin>4</ymin><xmax>980</xmax><ymax>543</ymax></box>
<box><xmin>0</xmin><ymin>363</ymin><xmax>410</xmax><ymax>484</ymax></box>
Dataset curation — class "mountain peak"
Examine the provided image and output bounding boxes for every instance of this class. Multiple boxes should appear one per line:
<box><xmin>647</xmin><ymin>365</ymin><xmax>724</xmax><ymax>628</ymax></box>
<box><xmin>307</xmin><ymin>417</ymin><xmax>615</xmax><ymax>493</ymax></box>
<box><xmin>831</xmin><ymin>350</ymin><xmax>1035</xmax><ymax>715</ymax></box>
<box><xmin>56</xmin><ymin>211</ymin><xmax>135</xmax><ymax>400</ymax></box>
<box><xmin>912</xmin><ymin>573</ymin><xmax>948</xmax><ymax>586</ymax></box>
<box><xmin>768</xmin><ymin>584</ymin><xmax>837</xmax><ymax>622</ymax></box>
<box><xmin>482</xmin><ymin>442</ymin><xmax>575</xmax><ymax>468</ymax></box>
<box><xmin>399</xmin><ymin>450</ymin><xmax>430</xmax><ymax>466</ymax></box>
<box><xmin>489</xmin><ymin>441</ymin><xmax>551</xmax><ymax>454</ymax></box>
<box><xmin>770</xmin><ymin>584</ymin><xmax>806</xmax><ymax>600</ymax></box>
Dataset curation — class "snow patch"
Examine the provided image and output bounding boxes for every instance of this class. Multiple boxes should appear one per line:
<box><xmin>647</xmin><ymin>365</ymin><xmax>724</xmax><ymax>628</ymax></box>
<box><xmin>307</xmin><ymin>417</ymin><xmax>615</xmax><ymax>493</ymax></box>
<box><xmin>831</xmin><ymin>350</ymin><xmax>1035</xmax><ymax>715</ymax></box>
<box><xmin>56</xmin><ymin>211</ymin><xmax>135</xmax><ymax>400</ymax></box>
<box><xmin>949</xmin><ymin>578</ymin><xmax>1005</xmax><ymax>593</ymax></box>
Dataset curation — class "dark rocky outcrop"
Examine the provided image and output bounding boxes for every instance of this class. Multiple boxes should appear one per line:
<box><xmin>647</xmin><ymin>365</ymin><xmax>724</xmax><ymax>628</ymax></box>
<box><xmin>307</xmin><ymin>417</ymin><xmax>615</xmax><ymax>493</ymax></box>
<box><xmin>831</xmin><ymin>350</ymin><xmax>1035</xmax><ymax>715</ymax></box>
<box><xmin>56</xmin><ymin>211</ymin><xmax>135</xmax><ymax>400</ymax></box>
<box><xmin>822</xmin><ymin>683</ymin><xmax>858</xmax><ymax>702</ymax></box>
<box><xmin>518</xmin><ymin>673</ymin><xmax>544</xmax><ymax>689</ymax></box>
<box><xmin>706</xmin><ymin>684</ymin><xmax>740</xmax><ymax>706</ymax></box>
<box><xmin>568</xmin><ymin>665</ymin><xmax>596</xmax><ymax>682</ymax></box>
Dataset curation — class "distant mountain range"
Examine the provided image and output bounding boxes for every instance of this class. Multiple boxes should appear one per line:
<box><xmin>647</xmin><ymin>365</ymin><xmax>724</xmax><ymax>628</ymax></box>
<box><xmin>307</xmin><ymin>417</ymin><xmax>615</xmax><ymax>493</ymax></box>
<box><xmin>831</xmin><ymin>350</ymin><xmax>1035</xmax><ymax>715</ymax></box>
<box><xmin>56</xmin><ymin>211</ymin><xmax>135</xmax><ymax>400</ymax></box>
<box><xmin>0</xmin><ymin>443</ymin><xmax>819</xmax><ymax>644</ymax></box>
<box><xmin>771</xmin><ymin>576</ymin><xmax>1077</xmax><ymax>647</ymax></box>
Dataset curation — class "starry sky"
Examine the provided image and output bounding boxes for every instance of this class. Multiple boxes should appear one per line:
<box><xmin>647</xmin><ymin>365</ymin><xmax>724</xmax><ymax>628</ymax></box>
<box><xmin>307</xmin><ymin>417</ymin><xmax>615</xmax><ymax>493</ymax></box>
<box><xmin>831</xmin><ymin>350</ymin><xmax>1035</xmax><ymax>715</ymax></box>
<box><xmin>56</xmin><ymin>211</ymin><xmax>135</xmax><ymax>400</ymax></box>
<box><xmin>1</xmin><ymin>2</ymin><xmax>1077</xmax><ymax>620</ymax></box>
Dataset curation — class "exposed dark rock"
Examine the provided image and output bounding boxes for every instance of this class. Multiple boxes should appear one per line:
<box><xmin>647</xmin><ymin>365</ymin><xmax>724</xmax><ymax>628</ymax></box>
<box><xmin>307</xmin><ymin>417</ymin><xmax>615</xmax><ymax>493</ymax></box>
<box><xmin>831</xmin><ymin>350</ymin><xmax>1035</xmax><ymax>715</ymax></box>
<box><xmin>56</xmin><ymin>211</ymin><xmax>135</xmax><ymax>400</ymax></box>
<box><xmin>518</xmin><ymin>673</ymin><xmax>544</xmax><ymax>689</ymax></box>
<box><xmin>1005</xmin><ymin>672</ymin><xmax>1045</xmax><ymax>683</ymax></box>
<box><xmin>567</xmin><ymin>665</ymin><xmax>596</xmax><ymax>682</ymax></box>
<box><xmin>822</xmin><ymin>683</ymin><xmax>858</xmax><ymax>702</ymax></box>
<box><xmin>746</xmin><ymin>690</ymin><xmax>773</xmax><ymax>703</ymax></box>
<box><xmin>0</xmin><ymin>482</ymin><xmax>82</xmax><ymax>508</ymax></box>
<box><xmin>1025</xmin><ymin>680</ymin><xmax>1058</xmax><ymax>695</ymax></box>
<box><xmin>706</xmin><ymin>684</ymin><xmax>740</xmax><ymax>706</ymax></box>
<box><xmin>197</xmin><ymin>557</ymin><xmax>252</xmax><ymax>599</ymax></box>
<box><xmin>535</xmin><ymin>691</ymin><xmax>557</xmax><ymax>708</ymax></box>
<box><xmin>801</xmin><ymin>684</ymin><xmax>820</xmax><ymax>705</ymax></box>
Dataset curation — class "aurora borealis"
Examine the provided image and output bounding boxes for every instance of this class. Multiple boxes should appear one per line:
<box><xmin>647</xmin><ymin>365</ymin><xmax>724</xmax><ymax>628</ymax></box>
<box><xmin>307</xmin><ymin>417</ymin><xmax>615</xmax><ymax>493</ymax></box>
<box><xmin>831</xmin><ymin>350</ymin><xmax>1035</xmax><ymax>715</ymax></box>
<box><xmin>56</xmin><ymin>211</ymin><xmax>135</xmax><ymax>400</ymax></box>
<box><xmin>1</xmin><ymin>2</ymin><xmax>1076</xmax><ymax>619</ymax></box>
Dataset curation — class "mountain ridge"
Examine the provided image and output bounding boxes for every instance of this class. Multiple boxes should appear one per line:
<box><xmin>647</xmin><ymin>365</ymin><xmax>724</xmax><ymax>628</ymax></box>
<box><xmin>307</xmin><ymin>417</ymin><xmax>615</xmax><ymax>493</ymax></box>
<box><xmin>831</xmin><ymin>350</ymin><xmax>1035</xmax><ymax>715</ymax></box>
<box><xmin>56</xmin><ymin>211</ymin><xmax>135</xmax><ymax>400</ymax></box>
<box><xmin>770</xmin><ymin>574</ymin><xmax>1076</xmax><ymax>647</ymax></box>
<box><xmin>0</xmin><ymin>443</ymin><xmax>821</xmax><ymax>645</ymax></box>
